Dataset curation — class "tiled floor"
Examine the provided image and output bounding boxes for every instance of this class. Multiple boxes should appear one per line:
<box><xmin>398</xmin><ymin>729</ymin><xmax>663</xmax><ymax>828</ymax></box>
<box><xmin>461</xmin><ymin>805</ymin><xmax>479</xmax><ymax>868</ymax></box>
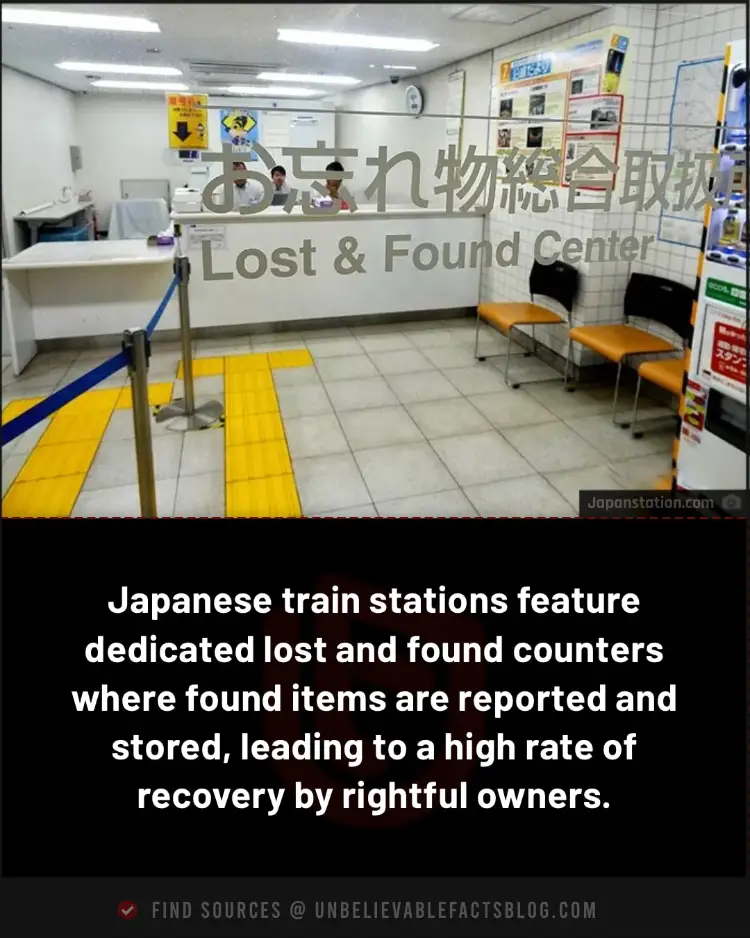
<box><xmin>1</xmin><ymin>318</ymin><xmax>676</xmax><ymax>517</ymax></box>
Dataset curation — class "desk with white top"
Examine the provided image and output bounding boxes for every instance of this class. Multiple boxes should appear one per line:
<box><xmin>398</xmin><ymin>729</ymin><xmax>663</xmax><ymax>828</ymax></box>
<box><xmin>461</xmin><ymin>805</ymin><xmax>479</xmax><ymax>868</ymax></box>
<box><xmin>173</xmin><ymin>204</ymin><xmax>484</xmax><ymax>328</ymax></box>
<box><xmin>2</xmin><ymin>241</ymin><xmax>178</xmax><ymax>375</ymax></box>
<box><xmin>13</xmin><ymin>200</ymin><xmax>95</xmax><ymax>246</ymax></box>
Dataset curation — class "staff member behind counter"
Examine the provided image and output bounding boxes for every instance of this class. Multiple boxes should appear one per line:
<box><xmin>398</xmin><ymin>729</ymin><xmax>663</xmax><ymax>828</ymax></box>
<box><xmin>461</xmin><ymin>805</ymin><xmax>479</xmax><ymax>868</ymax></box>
<box><xmin>210</xmin><ymin>161</ymin><xmax>264</xmax><ymax>210</ymax></box>
<box><xmin>214</xmin><ymin>161</ymin><xmax>349</xmax><ymax>210</ymax></box>
<box><xmin>271</xmin><ymin>165</ymin><xmax>289</xmax><ymax>194</ymax></box>
<box><xmin>232</xmin><ymin>161</ymin><xmax>265</xmax><ymax>209</ymax></box>
<box><xmin>322</xmin><ymin>160</ymin><xmax>350</xmax><ymax>210</ymax></box>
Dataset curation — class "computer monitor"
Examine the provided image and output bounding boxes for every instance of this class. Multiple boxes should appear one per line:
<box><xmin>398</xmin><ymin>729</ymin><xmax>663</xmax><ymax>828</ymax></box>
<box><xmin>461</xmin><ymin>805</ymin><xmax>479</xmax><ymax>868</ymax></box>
<box><xmin>271</xmin><ymin>192</ymin><xmax>288</xmax><ymax>207</ymax></box>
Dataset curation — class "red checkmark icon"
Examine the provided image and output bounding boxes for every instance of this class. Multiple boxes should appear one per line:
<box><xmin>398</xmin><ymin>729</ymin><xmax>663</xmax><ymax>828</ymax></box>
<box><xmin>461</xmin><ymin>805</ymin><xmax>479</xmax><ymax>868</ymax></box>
<box><xmin>117</xmin><ymin>901</ymin><xmax>138</xmax><ymax>921</ymax></box>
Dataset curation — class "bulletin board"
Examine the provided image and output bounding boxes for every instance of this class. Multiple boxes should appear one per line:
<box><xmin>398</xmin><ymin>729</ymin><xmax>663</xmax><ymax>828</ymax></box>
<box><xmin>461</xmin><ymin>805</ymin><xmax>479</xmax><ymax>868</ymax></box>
<box><xmin>494</xmin><ymin>28</ymin><xmax>631</xmax><ymax>185</ymax></box>
<box><xmin>446</xmin><ymin>69</ymin><xmax>466</xmax><ymax>159</ymax></box>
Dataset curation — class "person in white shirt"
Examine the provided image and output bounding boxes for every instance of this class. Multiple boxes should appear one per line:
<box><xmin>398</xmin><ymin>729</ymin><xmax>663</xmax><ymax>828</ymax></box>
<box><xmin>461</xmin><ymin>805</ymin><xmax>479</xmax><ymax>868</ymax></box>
<box><xmin>271</xmin><ymin>165</ymin><xmax>290</xmax><ymax>195</ymax></box>
<box><xmin>229</xmin><ymin>160</ymin><xmax>264</xmax><ymax>209</ymax></box>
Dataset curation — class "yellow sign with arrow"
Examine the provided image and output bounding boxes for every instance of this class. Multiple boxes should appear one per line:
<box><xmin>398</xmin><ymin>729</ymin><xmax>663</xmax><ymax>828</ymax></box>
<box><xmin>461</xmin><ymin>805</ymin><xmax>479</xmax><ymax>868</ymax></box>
<box><xmin>167</xmin><ymin>93</ymin><xmax>208</xmax><ymax>150</ymax></box>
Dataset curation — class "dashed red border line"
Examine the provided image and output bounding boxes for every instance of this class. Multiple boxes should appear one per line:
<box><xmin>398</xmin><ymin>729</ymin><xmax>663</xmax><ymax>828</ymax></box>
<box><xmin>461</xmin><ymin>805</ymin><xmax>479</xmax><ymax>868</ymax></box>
<box><xmin>3</xmin><ymin>515</ymin><xmax>746</xmax><ymax>520</ymax></box>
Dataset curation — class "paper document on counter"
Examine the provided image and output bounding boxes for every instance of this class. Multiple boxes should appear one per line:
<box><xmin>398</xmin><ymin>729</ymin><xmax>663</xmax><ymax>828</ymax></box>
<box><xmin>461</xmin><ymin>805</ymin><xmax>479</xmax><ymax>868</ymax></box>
<box><xmin>187</xmin><ymin>225</ymin><xmax>227</xmax><ymax>250</ymax></box>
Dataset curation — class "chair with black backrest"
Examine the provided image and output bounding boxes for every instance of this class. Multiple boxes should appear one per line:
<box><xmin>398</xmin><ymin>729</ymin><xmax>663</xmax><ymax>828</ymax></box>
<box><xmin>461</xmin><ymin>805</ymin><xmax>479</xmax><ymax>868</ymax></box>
<box><xmin>475</xmin><ymin>259</ymin><xmax>579</xmax><ymax>389</ymax></box>
<box><xmin>564</xmin><ymin>272</ymin><xmax>694</xmax><ymax>425</ymax></box>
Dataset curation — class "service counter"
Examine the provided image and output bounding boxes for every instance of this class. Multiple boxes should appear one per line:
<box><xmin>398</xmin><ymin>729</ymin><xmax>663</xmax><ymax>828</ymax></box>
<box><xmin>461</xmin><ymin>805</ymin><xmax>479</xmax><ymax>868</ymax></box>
<box><xmin>2</xmin><ymin>207</ymin><xmax>485</xmax><ymax>377</ymax></box>
<box><xmin>2</xmin><ymin>241</ymin><xmax>179</xmax><ymax>375</ymax></box>
<box><xmin>173</xmin><ymin>205</ymin><xmax>484</xmax><ymax>329</ymax></box>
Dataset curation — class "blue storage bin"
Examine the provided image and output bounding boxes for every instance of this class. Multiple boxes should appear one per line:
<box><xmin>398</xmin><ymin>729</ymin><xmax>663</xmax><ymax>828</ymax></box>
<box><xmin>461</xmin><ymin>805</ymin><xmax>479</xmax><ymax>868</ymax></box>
<box><xmin>38</xmin><ymin>224</ymin><xmax>90</xmax><ymax>243</ymax></box>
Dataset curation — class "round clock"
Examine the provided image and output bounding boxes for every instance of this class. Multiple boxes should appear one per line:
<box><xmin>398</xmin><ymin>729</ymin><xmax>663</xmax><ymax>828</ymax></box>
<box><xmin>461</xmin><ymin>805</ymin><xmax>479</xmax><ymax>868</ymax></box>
<box><xmin>404</xmin><ymin>84</ymin><xmax>424</xmax><ymax>116</ymax></box>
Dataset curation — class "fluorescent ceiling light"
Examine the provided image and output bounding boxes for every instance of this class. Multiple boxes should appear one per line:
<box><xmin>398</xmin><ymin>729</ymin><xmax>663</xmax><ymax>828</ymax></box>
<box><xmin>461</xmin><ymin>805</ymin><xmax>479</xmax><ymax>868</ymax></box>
<box><xmin>277</xmin><ymin>29</ymin><xmax>437</xmax><ymax>52</ymax></box>
<box><xmin>257</xmin><ymin>72</ymin><xmax>359</xmax><ymax>85</ymax></box>
<box><xmin>225</xmin><ymin>85</ymin><xmax>318</xmax><ymax>97</ymax></box>
<box><xmin>451</xmin><ymin>4</ymin><xmax>547</xmax><ymax>25</ymax></box>
<box><xmin>1</xmin><ymin>8</ymin><xmax>160</xmax><ymax>32</ymax></box>
<box><xmin>92</xmin><ymin>80</ymin><xmax>188</xmax><ymax>91</ymax></box>
<box><xmin>57</xmin><ymin>62</ymin><xmax>181</xmax><ymax>76</ymax></box>
<box><xmin>383</xmin><ymin>65</ymin><xmax>418</xmax><ymax>70</ymax></box>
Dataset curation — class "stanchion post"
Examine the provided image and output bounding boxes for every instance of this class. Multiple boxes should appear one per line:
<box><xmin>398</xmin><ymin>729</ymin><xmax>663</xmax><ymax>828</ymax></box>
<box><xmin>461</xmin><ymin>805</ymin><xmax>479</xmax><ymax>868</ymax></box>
<box><xmin>123</xmin><ymin>328</ymin><xmax>157</xmax><ymax>518</ymax></box>
<box><xmin>154</xmin><ymin>241</ymin><xmax>223</xmax><ymax>432</ymax></box>
<box><xmin>176</xmin><ymin>253</ymin><xmax>196</xmax><ymax>417</ymax></box>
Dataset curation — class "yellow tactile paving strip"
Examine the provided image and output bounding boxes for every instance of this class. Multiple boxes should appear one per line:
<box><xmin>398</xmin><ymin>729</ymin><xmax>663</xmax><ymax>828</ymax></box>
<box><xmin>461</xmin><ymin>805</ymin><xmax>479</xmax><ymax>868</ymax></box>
<box><xmin>2</xmin><ymin>381</ymin><xmax>174</xmax><ymax>518</ymax></box>
<box><xmin>223</xmin><ymin>351</ymin><xmax>311</xmax><ymax>518</ymax></box>
<box><xmin>2</xmin><ymin>348</ymin><xmax>313</xmax><ymax>518</ymax></box>
<box><xmin>116</xmin><ymin>382</ymin><xmax>174</xmax><ymax>410</ymax></box>
<box><xmin>2</xmin><ymin>386</ymin><xmax>125</xmax><ymax>517</ymax></box>
<box><xmin>3</xmin><ymin>347</ymin><xmax>669</xmax><ymax>517</ymax></box>
<box><xmin>177</xmin><ymin>357</ymin><xmax>224</xmax><ymax>379</ymax></box>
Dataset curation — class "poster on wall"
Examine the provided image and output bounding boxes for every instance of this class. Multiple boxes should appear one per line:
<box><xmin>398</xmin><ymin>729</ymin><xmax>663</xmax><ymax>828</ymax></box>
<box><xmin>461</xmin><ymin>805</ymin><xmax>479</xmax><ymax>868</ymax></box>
<box><xmin>561</xmin><ymin>92</ymin><xmax>622</xmax><ymax>189</ymax></box>
<box><xmin>561</xmin><ymin>132</ymin><xmax>620</xmax><ymax>189</ymax></box>
<box><xmin>167</xmin><ymin>94</ymin><xmax>208</xmax><ymax>150</ymax></box>
<box><xmin>569</xmin><ymin>65</ymin><xmax>601</xmax><ymax>98</ymax></box>
<box><xmin>567</xmin><ymin>93</ymin><xmax>622</xmax><ymax>133</ymax></box>
<box><xmin>220</xmin><ymin>108</ymin><xmax>260</xmax><ymax>158</ymax></box>
<box><xmin>446</xmin><ymin>69</ymin><xmax>466</xmax><ymax>157</ymax></box>
<box><xmin>496</xmin><ymin>71</ymin><xmax>567</xmax><ymax>173</ymax></box>
<box><xmin>603</xmin><ymin>34</ymin><xmax>630</xmax><ymax>93</ymax></box>
<box><xmin>697</xmin><ymin>304</ymin><xmax>747</xmax><ymax>400</ymax></box>
<box><xmin>495</xmin><ymin>29</ymin><xmax>628</xmax><ymax>184</ymax></box>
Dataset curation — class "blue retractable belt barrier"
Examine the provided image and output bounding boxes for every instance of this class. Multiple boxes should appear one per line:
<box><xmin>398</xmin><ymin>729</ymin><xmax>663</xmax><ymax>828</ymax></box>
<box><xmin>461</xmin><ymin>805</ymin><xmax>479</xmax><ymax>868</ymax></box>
<box><xmin>1</xmin><ymin>272</ymin><xmax>180</xmax><ymax>449</ymax></box>
<box><xmin>146</xmin><ymin>274</ymin><xmax>179</xmax><ymax>337</ymax></box>
<box><xmin>1</xmin><ymin>349</ymin><xmax>129</xmax><ymax>448</ymax></box>
<box><xmin>2</xmin><ymin>274</ymin><xmax>180</xmax><ymax>446</ymax></box>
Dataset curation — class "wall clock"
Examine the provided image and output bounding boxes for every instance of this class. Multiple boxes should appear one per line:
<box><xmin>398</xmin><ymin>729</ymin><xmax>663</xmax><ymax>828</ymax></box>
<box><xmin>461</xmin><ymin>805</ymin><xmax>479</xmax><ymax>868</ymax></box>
<box><xmin>404</xmin><ymin>85</ymin><xmax>424</xmax><ymax>116</ymax></box>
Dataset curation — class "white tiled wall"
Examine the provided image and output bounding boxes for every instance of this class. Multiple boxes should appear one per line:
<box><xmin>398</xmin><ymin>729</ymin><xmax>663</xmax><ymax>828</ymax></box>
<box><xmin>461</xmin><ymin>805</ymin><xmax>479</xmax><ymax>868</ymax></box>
<box><xmin>480</xmin><ymin>2</ymin><xmax>746</xmax><ymax>365</ymax></box>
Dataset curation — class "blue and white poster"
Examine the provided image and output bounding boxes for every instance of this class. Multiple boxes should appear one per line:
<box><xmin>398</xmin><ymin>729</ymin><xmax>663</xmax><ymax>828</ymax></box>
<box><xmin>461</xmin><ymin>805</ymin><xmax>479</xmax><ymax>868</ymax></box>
<box><xmin>220</xmin><ymin>108</ymin><xmax>260</xmax><ymax>158</ymax></box>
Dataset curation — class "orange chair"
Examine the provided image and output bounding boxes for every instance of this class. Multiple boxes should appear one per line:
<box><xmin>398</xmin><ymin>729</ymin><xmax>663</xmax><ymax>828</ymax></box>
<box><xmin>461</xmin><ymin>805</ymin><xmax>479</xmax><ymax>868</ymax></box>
<box><xmin>475</xmin><ymin>259</ymin><xmax>579</xmax><ymax>389</ymax></box>
<box><xmin>564</xmin><ymin>273</ymin><xmax>694</xmax><ymax>425</ymax></box>
<box><xmin>629</xmin><ymin>354</ymin><xmax>686</xmax><ymax>439</ymax></box>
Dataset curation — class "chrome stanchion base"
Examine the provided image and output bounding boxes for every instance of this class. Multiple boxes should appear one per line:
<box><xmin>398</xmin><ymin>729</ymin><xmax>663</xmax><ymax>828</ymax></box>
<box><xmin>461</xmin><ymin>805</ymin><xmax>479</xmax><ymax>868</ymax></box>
<box><xmin>154</xmin><ymin>398</ymin><xmax>224</xmax><ymax>431</ymax></box>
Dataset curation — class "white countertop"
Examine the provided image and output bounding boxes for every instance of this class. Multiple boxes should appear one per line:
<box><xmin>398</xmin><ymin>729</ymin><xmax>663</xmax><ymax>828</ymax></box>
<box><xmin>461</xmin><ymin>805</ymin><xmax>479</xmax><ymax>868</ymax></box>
<box><xmin>2</xmin><ymin>239</ymin><xmax>176</xmax><ymax>271</ymax></box>
<box><xmin>172</xmin><ymin>204</ymin><xmax>474</xmax><ymax>224</ymax></box>
<box><xmin>13</xmin><ymin>200</ymin><xmax>94</xmax><ymax>224</ymax></box>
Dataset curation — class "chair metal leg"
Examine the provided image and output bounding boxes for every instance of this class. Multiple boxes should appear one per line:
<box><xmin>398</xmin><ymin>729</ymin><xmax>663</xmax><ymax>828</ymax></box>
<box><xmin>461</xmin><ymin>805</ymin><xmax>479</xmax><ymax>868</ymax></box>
<box><xmin>564</xmin><ymin>337</ymin><xmax>575</xmax><ymax>392</ymax></box>
<box><xmin>504</xmin><ymin>326</ymin><xmax>514</xmax><ymax>386</ymax></box>
<box><xmin>612</xmin><ymin>359</ymin><xmax>625</xmax><ymax>426</ymax></box>
<box><xmin>474</xmin><ymin>313</ymin><xmax>484</xmax><ymax>361</ymax></box>
<box><xmin>630</xmin><ymin>374</ymin><xmax>643</xmax><ymax>438</ymax></box>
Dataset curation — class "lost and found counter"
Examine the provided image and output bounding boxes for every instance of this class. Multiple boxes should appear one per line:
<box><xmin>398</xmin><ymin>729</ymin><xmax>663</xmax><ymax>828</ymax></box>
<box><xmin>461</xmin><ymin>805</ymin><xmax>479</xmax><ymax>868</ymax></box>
<box><xmin>2</xmin><ymin>205</ymin><xmax>484</xmax><ymax>376</ymax></box>
<box><xmin>173</xmin><ymin>204</ymin><xmax>484</xmax><ymax>327</ymax></box>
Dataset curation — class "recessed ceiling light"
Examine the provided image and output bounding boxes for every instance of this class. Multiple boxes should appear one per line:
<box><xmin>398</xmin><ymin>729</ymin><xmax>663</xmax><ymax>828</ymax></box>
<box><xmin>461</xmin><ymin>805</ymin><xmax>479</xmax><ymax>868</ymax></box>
<box><xmin>256</xmin><ymin>72</ymin><xmax>359</xmax><ymax>85</ymax></box>
<box><xmin>1</xmin><ymin>8</ymin><xmax>160</xmax><ymax>32</ymax></box>
<box><xmin>57</xmin><ymin>62</ymin><xmax>181</xmax><ymax>76</ymax></box>
<box><xmin>225</xmin><ymin>85</ymin><xmax>319</xmax><ymax>97</ymax></box>
<box><xmin>277</xmin><ymin>29</ymin><xmax>437</xmax><ymax>52</ymax></box>
<box><xmin>449</xmin><ymin>4</ymin><xmax>547</xmax><ymax>25</ymax></box>
<box><xmin>383</xmin><ymin>65</ymin><xmax>418</xmax><ymax>70</ymax></box>
<box><xmin>91</xmin><ymin>80</ymin><xmax>188</xmax><ymax>91</ymax></box>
